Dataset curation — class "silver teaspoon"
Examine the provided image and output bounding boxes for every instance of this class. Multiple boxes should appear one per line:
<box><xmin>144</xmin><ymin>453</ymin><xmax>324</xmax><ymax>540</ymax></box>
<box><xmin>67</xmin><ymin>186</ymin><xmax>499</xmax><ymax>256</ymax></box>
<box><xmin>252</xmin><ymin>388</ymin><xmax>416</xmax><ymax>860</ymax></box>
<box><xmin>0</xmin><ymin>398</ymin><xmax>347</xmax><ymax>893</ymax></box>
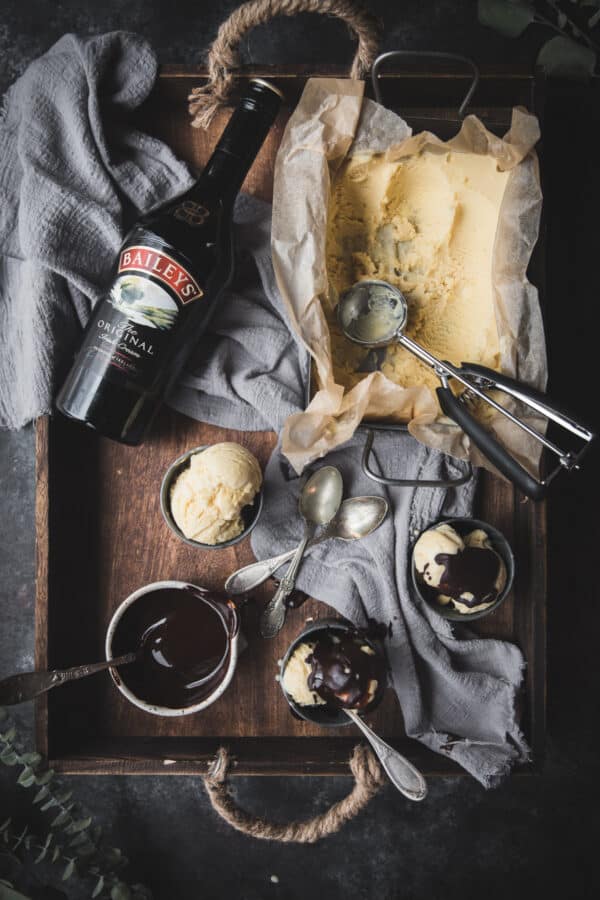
<box><xmin>0</xmin><ymin>653</ymin><xmax>138</xmax><ymax>706</ymax></box>
<box><xmin>259</xmin><ymin>466</ymin><xmax>343</xmax><ymax>639</ymax></box>
<box><xmin>225</xmin><ymin>496</ymin><xmax>388</xmax><ymax>595</ymax></box>
<box><xmin>345</xmin><ymin>709</ymin><xmax>428</xmax><ymax>802</ymax></box>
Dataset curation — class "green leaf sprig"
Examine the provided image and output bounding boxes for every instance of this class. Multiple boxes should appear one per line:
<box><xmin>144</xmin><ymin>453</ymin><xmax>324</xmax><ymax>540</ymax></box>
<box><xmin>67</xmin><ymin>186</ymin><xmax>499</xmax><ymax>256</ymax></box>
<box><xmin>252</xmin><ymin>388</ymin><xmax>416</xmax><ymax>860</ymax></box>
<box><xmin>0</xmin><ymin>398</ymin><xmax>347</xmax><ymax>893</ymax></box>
<box><xmin>0</xmin><ymin>708</ymin><xmax>151</xmax><ymax>900</ymax></box>
<box><xmin>478</xmin><ymin>0</ymin><xmax>600</xmax><ymax>78</ymax></box>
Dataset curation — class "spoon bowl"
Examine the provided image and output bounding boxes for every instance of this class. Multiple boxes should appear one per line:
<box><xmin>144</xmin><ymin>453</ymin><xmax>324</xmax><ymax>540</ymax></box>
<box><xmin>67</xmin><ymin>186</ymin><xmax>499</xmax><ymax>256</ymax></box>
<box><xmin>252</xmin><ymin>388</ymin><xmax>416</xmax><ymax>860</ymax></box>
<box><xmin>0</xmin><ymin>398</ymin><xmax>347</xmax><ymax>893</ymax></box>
<box><xmin>299</xmin><ymin>465</ymin><xmax>345</xmax><ymax>524</ymax></box>
<box><xmin>224</xmin><ymin>495</ymin><xmax>388</xmax><ymax>595</ymax></box>
<box><xmin>334</xmin><ymin>495</ymin><xmax>388</xmax><ymax>540</ymax></box>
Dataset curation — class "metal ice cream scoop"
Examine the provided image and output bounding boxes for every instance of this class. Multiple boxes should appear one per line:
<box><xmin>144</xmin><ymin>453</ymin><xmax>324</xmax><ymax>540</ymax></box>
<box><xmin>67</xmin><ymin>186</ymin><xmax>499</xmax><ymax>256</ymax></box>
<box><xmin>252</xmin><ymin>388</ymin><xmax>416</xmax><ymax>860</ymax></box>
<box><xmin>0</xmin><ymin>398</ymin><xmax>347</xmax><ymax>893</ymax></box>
<box><xmin>337</xmin><ymin>279</ymin><xmax>594</xmax><ymax>499</ymax></box>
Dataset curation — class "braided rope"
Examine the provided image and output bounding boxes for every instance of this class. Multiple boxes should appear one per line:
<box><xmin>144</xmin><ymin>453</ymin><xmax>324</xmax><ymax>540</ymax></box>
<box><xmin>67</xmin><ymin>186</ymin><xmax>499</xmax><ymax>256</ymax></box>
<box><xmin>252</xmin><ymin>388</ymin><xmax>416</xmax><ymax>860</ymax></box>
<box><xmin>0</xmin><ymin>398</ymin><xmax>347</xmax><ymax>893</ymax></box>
<box><xmin>203</xmin><ymin>743</ymin><xmax>385</xmax><ymax>842</ymax></box>
<box><xmin>189</xmin><ymin>0</ymin><xmax>381</xmax><ymax>128</ymax></box>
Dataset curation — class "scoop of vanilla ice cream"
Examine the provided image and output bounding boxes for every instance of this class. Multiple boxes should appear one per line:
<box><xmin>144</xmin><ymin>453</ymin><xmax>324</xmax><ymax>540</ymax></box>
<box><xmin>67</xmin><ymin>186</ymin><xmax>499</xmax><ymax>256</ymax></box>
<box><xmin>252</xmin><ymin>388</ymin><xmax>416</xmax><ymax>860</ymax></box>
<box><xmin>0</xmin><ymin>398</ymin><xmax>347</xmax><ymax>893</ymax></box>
<box><xmin>413</xmin><ymin>523</ymin><xmax>464</xmax><ymax>588</ymax></box>
<box><xmin>281</xmin><ymin>642</ymin><xmax>325</xmax><ymax>707</ymax></box>
<box><xmin>170</xmin><ymin>443</ymin><xmax>262</xmax><ymax>545</ymax></box>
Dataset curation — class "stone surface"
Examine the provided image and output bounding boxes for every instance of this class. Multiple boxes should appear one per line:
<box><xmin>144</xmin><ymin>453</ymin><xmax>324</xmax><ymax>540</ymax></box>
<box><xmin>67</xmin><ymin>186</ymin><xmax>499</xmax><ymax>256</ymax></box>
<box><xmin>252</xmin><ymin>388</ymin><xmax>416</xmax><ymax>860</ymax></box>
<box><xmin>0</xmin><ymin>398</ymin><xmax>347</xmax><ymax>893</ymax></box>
<box><xmin>1</xmin><ymin>2</ymin><xmax>599</xmax><ymax>899</ymax></box>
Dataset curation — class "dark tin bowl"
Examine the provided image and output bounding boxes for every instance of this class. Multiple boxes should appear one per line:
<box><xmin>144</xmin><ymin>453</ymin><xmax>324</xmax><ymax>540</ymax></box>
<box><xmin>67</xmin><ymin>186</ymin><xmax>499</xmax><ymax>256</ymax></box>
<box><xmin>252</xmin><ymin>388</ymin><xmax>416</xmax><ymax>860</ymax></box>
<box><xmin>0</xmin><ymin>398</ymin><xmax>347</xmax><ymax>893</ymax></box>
<box><xmin>410</xmin><ymin>516</ymin><xmax>515</xmax><ymax>622</ymax></box>
<box><xmin>160</xmin><ymin>445</ymin><xmax>263</xmax><ymax>550</ymax></box>
<box><xmin>279</xmin><ymin>618</ymin><xmax>386</xmax><ymax>728</ymax></box>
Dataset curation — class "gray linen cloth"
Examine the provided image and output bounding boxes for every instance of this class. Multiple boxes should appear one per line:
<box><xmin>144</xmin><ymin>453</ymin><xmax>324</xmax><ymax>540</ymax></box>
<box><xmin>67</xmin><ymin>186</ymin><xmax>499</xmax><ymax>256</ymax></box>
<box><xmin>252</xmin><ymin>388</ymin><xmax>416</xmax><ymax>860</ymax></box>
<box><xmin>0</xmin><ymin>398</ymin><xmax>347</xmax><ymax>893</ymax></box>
<box><xmin>0</xmin><ymin>32</ymin><xmax>528</xmax><ymax>787</ymax></box>
<box><xmin>0</xmin><ymin>32</ymin><xmax>194</xmax><ymax>429</ymax></box>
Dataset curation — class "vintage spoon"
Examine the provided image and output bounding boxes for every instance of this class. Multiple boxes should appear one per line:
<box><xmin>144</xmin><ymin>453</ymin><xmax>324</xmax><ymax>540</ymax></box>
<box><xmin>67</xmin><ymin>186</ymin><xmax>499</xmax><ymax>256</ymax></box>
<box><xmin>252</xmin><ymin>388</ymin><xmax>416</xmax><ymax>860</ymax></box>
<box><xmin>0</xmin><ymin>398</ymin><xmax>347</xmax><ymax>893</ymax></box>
<box><xmin>0</xmin><ymin>653</ymin><xmax>138</xmax><ymax>706</ymax></box>
<box><xmin>259</xmin><ymin>466</ymin><xmax>343</xmax><ymax>639</ymax></box>
<box><xmin>225</xmin><ymin>496</ymin><xmax>388</xmax><ymax>595</ymax></box>
<box><xmin>345</xmin><ymin>709</ymin><xmax>428</xmax><ymax>802</ymax></box>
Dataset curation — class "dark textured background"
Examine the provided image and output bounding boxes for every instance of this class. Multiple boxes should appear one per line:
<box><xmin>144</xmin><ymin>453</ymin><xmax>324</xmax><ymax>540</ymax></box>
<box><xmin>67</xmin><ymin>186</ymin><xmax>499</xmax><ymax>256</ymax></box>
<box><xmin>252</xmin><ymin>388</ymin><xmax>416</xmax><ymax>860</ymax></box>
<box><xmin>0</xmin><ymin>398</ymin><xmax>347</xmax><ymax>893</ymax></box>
<box><xmin>1</xmin><ymin>2</ymin><xmax>599</xmax><ymax>899</ymax></box>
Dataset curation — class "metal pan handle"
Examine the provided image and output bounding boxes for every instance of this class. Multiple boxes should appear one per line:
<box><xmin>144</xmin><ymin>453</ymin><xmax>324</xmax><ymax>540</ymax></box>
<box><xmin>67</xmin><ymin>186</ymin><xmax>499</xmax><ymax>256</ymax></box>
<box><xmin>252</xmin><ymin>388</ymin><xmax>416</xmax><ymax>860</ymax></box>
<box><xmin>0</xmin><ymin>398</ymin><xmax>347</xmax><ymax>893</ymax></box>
<box><xmin>361</xmin><ymin>429</ymin><xmax>472</xmax><ymax>488</ymax></box>
<box><xmin>371</xmin><ymin>51</ymin><xmax>479</xmax><ymax>119</ymax></box>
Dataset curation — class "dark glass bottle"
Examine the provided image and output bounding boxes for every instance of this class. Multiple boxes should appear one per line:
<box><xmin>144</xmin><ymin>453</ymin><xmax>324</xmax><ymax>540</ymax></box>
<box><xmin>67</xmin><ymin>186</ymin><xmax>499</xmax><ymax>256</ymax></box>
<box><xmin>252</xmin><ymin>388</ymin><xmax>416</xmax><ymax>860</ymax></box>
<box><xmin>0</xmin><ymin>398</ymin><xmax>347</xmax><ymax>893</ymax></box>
<box><xmin>56</xmin><ymin>78</ymin><xmax>282</xmax><ymax>445</ymax></box>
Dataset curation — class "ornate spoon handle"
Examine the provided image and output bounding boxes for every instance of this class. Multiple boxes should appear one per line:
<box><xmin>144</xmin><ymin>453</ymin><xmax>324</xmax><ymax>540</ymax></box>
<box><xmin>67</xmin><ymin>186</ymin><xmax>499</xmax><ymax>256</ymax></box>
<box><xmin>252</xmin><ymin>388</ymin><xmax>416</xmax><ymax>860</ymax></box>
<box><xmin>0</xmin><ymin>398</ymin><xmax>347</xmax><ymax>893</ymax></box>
<box><xmin>0</xmin><ymin>653</ymin><xmax>138</xmax><ymax>706</ymax></box>
<box><xmin>345</xmin><ymin>709</ymin><xmax>427</xmax><ymax>802</ymax></box>
<box><xmin>259</xmin><ymin>525</ymin><xmax>315</xmax><ymax>638</ymax></box>
<box><xmin>225</xmin><ymin>531</ymin><xmax>331</xmax><ymax>595</ymax></box>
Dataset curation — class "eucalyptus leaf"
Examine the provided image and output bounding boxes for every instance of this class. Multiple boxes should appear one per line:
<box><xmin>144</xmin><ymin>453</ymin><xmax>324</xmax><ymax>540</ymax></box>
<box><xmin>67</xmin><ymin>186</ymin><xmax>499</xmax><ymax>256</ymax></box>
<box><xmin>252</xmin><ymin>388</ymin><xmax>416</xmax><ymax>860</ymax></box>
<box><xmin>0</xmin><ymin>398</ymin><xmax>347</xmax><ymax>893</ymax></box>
<box><xmin>50</xmin><ymin>812</ymin><xmax>70</xmax><ymax>829</ymax></box>
<box><xmin>53</xmin><ymin>791</ymin><xmax>72</xmax><ymax>805</ymax></box>
<box><xmin>0</xmin><ymin>821</ymin><xmax>11</xmax><ymax>833</ymax></box>
<box><xmin>0</xmin><ymin>883</ymin><xmax>34</xmax><ymax>900</ymax></box>
<box><xmin>34</xmin><ymin>834</ymin><xmax>53</xmax><ymax>864</ymax></box>
<box><xmin>537</xmin><ymin>34</ymin><xmax>597</xmax><ymax>77</ymax></box>
<box><xmin>17</xmin><ymin>767</ymin><xmax>35</xmax><ymax>787</ymax></box>
<box><xmin>34</xmin><ymin>770</ymin><xmax>54</xmax><ymax>787</ymax></box>
<box><xmin>61</xmin><ymin>860</ymin><xmax>75</xmax><ymax>881</ymax></box>
<box><xmin>20</xmin><ymin>753</ymin><xmax>42</xmax><ymax>769</ymax></box>
<box><xmin>0</xmin><ymin>728</ymin><xmax>17</xmax><ymax>744</ymax></box>
<box><xmin>68</xmin><ymin>832</ymin><xmax>88</xmax><ymax>848</ymax></box>
<box><xmin>73</xmin><ymin>843</ymin><xmax>95</xmax><ymax>858</ymax></box>
<box><xmin>0</xmin><ymin>747</ymin><xmax>18</xmax><ymax>764</ymax></box>
<box><xmin>51</xmin><ymin>846</ymin><xmax>61</xmax><ymax>863</ymax></box>
<box><xmin>479</xmin><ymin>0</ymin><xmax>536</xmax><ymax>36</ymax></box>
<box><xmin>33</xmin><ymin>787</ymin><xmax>49</xmax><ymax>805</ymax></box>
<box><xmin>111</xmin><ymin>883</ymin><xmax>132</xmax><ymax>900</ymax></box>
<box><xmin>92</xmin><ymin>877</ymin><xmax>105</xmax><ymax>899</ymax></box>
<box><xmin>67</xmin><ymin>817</ymin><xmax>92</xmax><ymax>835</ymax></box>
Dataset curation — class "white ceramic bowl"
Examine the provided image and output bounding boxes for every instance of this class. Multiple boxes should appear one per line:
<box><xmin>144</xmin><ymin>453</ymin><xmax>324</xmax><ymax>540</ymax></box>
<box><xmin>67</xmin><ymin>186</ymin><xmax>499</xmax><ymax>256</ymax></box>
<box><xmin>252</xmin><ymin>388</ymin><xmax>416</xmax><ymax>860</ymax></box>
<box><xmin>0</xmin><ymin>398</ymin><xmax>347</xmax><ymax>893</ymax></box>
<box><xmin>105</xmin><ymin>580</ymin><xmax>240</xmax><ymax>717</ymax></box>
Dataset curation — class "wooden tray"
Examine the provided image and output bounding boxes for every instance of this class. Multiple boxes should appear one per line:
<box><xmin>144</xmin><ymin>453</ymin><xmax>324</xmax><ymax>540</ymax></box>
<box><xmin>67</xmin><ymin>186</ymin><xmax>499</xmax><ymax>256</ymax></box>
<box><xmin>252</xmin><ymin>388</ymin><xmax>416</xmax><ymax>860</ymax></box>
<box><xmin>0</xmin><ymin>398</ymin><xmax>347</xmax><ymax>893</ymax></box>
<box><xmin>35</xmin><ymin>66</ymin><xmax>547</xmax><ymax>776</ymax></box>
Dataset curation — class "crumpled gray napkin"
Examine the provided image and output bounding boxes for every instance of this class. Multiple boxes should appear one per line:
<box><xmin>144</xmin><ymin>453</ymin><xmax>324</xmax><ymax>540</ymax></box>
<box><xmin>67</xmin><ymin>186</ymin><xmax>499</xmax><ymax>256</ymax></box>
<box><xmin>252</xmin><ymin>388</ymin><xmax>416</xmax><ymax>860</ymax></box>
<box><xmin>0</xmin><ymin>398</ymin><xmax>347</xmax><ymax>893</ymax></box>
<box><xmin>0</xmin><ymin>32</ymin><xmax>528</xmax><ymax>786</ymax></box>
<box><xmin>251</xmin><ymin>440</ymin><xmax>529</xmax><ymax>788</ymax></box>
<box><xmin>0</xmin><ymin>31</ymin><xmax>194</xmax><ymax>429</ymax></box>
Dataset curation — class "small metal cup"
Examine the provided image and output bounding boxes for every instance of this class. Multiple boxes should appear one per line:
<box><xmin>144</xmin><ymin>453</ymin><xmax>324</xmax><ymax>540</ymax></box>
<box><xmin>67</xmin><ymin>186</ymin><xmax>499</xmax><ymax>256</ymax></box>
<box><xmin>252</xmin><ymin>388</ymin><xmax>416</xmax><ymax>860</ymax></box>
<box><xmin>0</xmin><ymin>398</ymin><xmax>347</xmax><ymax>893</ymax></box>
<box><xmin>410</xmin><ymin>516</ymin><xmax>515</xmax><ymax>622</ymax></box>
<box><xmin>279</xmin><ymin>618</ymin><xmax>385</xmax><ymax>728</ymax></box>
<box><xmin>160</xmin><ymin>445</ymin><xmax>263</xmax><ymax>549</ymax></box>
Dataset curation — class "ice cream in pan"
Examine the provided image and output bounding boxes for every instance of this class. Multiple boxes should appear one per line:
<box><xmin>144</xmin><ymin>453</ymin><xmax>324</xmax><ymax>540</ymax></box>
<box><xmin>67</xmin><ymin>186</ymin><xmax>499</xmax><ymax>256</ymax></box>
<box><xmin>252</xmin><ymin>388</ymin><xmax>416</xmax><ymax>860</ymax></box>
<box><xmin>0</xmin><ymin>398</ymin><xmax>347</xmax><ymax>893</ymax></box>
<box><xmin>282</xmin><ymin>630</ymin><xmax>384</xmax><ymax>711</ymax></box>
<box><xmin>413</xmin><ymin>522</ymin><xmax>507</xmax><ymax>615</ymax></box>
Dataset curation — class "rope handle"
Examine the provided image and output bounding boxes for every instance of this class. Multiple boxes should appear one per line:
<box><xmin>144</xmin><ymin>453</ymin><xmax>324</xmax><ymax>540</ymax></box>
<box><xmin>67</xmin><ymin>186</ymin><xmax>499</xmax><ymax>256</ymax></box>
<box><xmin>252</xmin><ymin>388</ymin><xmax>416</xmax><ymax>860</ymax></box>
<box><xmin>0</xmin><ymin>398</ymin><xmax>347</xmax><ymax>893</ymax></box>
<box><xmin>189</xmin><ymin>0</ymin><xmax>381</xmax><ymax>128</ymax></box>
<box><xmin>203</xmin><ymin>744</ymin><xmax>386</xmax><ymax>843</ymax></box>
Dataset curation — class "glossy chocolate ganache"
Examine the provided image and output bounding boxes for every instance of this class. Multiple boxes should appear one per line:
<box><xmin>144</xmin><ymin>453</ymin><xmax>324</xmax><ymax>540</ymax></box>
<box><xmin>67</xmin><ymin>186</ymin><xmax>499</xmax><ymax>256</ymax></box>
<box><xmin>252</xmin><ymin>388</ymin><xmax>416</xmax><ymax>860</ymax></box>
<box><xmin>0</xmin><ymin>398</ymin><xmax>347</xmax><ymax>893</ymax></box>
<box><xmin>282</xmin><ymin>630</ymin><xmax>385</xmax><ymax>711</ymax></box>
<box><xmin>413</xmin><ymin>523</ymin><xmax>507</xmax><ymax>614</ymax></box>
<box><xmin>111</xmin><ymin>586</ymin><xmax>237</xmax><ymax>709</ymax></box>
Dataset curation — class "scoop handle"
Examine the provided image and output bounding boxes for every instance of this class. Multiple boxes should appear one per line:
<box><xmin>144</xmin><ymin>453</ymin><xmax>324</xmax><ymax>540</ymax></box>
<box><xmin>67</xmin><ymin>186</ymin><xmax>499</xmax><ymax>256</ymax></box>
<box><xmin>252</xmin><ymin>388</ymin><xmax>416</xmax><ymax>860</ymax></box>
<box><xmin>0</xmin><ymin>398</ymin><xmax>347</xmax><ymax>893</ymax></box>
<box><xmin>458</xmin><ymin>362</ymin><xmax>596</xmax><ymax>443</ymax></box>
<box><xmin>437</xmin><ymin>386</ymin><xmax>546</xmax><ymax>500</ymax></box>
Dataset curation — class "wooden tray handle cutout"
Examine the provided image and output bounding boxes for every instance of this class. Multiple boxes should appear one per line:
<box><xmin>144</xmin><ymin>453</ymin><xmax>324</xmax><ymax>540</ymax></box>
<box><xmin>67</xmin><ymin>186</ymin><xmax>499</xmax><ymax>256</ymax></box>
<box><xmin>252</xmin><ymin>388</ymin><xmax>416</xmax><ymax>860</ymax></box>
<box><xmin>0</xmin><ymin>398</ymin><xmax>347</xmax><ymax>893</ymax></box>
<box><xmin>203</xmin><ymin>744</ymin><xmax>386</xmax><ymax>842</ymax></box>
<box><xmin>189</xmin><ymin>0</ymin><xmax>381</xmax><ymax>128</ymax></box>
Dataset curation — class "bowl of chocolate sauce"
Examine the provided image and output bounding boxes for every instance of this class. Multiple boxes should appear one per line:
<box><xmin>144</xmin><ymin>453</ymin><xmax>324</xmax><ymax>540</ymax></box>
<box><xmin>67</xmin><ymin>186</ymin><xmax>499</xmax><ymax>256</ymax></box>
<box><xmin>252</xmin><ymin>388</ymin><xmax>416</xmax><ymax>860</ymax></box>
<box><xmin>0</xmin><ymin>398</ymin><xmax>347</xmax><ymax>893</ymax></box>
<box><xmin>279</xmin><ymin>619</ymin><xmax>386</xmax><ymax>728</ymax></box>
<box><xmin>105</xmin><ymin>581</ymin><xmax>240</xmax><ymax>716</ymax></box>
<box><xmin>410</xmin><ymin>517</ymin><xmax>515</xmax><ymax>622</ymax></box>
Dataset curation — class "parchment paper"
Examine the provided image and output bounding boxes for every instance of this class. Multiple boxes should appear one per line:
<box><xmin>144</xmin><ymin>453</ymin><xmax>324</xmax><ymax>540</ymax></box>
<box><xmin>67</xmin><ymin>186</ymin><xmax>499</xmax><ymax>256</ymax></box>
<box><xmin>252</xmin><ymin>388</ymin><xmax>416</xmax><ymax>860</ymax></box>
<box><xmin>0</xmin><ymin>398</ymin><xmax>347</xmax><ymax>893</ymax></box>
<box><xmin>271</xmin><ymin>78</ymin><xmax>547</xmax><ymax>476</ymax></box>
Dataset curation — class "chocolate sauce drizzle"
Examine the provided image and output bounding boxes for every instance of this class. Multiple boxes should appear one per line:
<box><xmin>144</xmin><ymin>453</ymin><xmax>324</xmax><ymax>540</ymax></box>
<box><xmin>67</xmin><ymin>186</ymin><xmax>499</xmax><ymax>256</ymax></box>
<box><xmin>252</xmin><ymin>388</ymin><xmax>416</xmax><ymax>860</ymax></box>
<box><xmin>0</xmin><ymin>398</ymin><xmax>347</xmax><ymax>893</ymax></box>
<box><xmin>307</xmin><ymin>634</ymin><xmax>384</xmax><ymax>710</ymax></box>
<box><xmin>111</xmin><ymin>586</ymin><xmax>236</xmax><ymax>709</ymax></box>
<box><xmin>433</xmin><ymin>546</ymin><xmax>501</xmax><ymax>607</ymax></box>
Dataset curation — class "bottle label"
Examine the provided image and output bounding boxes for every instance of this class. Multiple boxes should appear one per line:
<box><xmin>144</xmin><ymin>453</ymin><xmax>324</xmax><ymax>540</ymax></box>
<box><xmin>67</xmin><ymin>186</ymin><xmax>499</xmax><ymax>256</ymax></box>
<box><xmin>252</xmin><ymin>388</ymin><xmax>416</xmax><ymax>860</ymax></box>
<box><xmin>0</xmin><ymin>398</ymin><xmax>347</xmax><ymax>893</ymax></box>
<box><xmin>82</xmin><ymin>244</ymin><xmax>203</xmax><ymax>389</ymax></box>
<box><xmin>118</xmin><ymin>245</ymin><xmax>203</xmax><ymax>303</ymax></box>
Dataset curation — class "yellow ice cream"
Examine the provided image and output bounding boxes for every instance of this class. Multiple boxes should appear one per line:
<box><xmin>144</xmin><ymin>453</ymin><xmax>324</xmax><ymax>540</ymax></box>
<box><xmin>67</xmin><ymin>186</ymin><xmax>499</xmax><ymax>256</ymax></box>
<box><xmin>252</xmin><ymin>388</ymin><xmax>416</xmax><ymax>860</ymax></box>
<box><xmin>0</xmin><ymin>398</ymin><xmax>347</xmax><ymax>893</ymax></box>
<box><xmin>170</xmin><ymin>443</ymin><xmax>262</xmax><ymax>545</ymax></box>
<box><xmin>281</xmin><ymin>642</ymin><xmax>326</xmax><ymax>707</ymax></box>
<box><xmin>325</xmin><ymin>146</ymin><xmax>510</xmax><ymax>407</ymax></box>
